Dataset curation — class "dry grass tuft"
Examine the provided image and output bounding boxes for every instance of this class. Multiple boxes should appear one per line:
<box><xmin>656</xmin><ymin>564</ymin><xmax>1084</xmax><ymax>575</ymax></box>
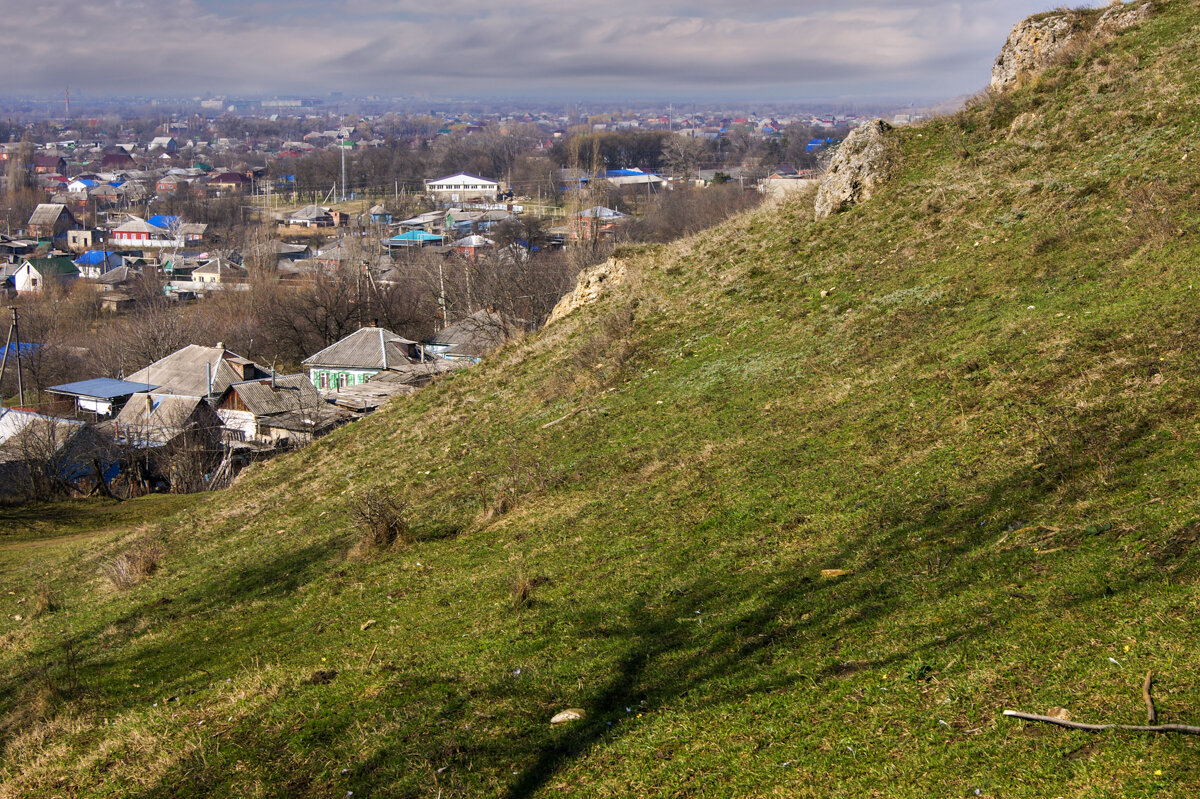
<box><xmin>32</xmin><ymin>582</ymin><xmax>55</xmax><ymax>616</ymax></box>
<box><xmin>101</xmin><ymin>541</ymin><xmax>161</xmax><ymax>590</ymax></box>
<box><xmin>509</xmin><ymin>571</ymin><xmax>535</xmax><ymax>610</ymax></box>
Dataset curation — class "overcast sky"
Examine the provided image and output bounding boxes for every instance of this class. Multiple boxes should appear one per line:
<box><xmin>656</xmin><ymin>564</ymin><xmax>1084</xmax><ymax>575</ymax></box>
<box><xmin>1</xmin><ymin>1</ymin><xmax>1105</xmax><ymax>103</ymax></box>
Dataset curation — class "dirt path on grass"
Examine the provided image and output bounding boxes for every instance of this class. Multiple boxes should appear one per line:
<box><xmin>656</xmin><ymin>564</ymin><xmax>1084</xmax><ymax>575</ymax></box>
<box><xmin>0</xmin><ymin>529</ymin><xmax>111</xmax><ymax>552</ymax></box>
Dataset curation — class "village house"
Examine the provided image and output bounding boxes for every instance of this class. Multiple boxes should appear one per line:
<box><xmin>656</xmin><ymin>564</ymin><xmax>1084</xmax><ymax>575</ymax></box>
<box><xmin>46</xmin><ymin>377</ymin><xmax>159</xmax><ymax>419</ymax></box>
<box><xmin>602</xmin><ymin>168</ymin><xmax>667</xmax><ymax>189</ymax></box>
<box><xmin>124</xmin><ymin>344</ymin><xmax>274</xmax><ymax>399</ymax></box>
<box><xmin>451</xmin><ymin>234</ymin><xmax>495</xmax><ymax>259</ymax></box>
<box><xmin>212</xmin><ymin>374</ymin><xmax>343</xmax><ymax>447</ymax></box>
<box><xmin>396</xmin><ymin>210</ymin><xmax>446</xmax><ymax>233</ymax></box>
<box><xmin>0</xmin><ymin>234</ymin><xmax>36</xmax><ymax>259</ymax></box>
<box><xmin>569</xmin><ymin>206</ymin><xmax>629</xmax><ymax>240</ymax></box>
<box><xmin>0</xmin><ymin>407</ymin><xmax>114</xmax><ymax>502</ymax></box>
<box><xmin>207</xmin><ymin>171</ymin><xmax>251</xmax><ymax>193</ymax></box>
<box><xmin>33</xmin><ymin>155</ymin><xmax>67</xmax><ymax>175</ymax></box>
<box><xmin>191</xmin><ymin>259</ymin><xmax>247</xmax><ymax>286</ymax></box>
<box><xmin>93</xmin><ymin>265</ymin><xmax>139</xmax><ymax>293</ymax></box>
<box><xmin>108</xmin><ymin>216</ymin><xmax>198</xmax><ymax>249</ymax></box>
<box><xmin>384</xmin><ymin>230</ymin><xmax>444</xmax><ymax>249</ymax></box>
<box><xmin>303</xmin><ymin>325</ymin><xmax>429</xmax><ymax>390</ymax></box>
<box><xmin>148</xmin><ymin>136</ymin><xmax>179</xmax><ymax>153</ymax></box>
<box><xmin>66</xmin><ymin>229</ymin><xmax>99</xmax><ymax>252</ymax></box>
<box><xmin>287</xmin><ymin>205</ymin><xmax>335</xmax><ymax>228</ymax></box>
<box><xmin>368</xmin><ymin>204</ymin><xmax>392</xmax><ymax>226</ymax></box>
<box><xmin>100</xmin><ymin>151</ymin><xmax>137</xmax><ymax>171</ymax></box>
<box><xmin>99</xmin><ymin>292</ymin><xmax>137</xmax><ymax>313</ymax></box>
<box><xmin>27</xmin><ymin>203</ymin><xmax>80</xmax><ymax>245</ymax></box>
<box><xmin>156</xmin><ymin>175</ymin><xmax>188</xmax><ymax>194</ymax></box>
<box><xmin>443</xmin><ymin>208</ymin><xmax>514</xmax><ymax>237</ymax></box>
<box><xmin>14</xmin><ymin>257</ymin><xmax>79</xmax><ymax>293</ymax></box>
<box><xmin>111</xmin><ymin>393</ymin><xmax>222</xmax><ymax>447</ymax></box>
<box><xmin>74</xmin><ymin>250</ymin><xmax>124</xmax><ymax>279</ymax></box>
<box><xmin>67</xmin><ymin>178</ymin><xmax>98</xmax><ymax>194</ymax></box>
<box><xmin>424</xmin><ymin>309</ymin><xmax>513</xmax><ymax>362</ymax></box>
<box><xmin>108</xmin><ymin>393</ymin><xmax>224</xmax><ymax>492</ymax></box>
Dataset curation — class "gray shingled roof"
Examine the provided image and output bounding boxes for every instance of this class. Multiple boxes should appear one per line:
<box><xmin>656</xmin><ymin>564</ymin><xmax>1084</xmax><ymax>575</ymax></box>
<box><xmin>302</xmin><ymin>327</ymin><xmax>419</xmax><ymax>370</ymax></box>
<box><xmin>290</xmin><ymin>204</ymin><xmax>333</xmax><ymax>222</ymax></box>
<box><xmin>369</xmin><ymin>359</ymin><xmax>463</xmax><ymax>385</ymax></box>
<box><xmin>28</xmin><ymin>203</ymin><xmax>71</xmax><ymax>228</ymax></box>
<box><xmin>113</xmin><ymin>217</ymin><xmax>161</xmax><ymax>234</ymax></box>
<box><xmin>0</xmin><ymin>408</ymin><xmax>85</xmax><ymax>462</ymax></box>
<box><xmin>229</xmin><ymin>374</ymin><xmax>323</xmax><ymax>417</ymax></box>
<box><xmin>111</xmin><ymin>394</ymin><xmax>211</xmax><ymax>444</ymax></box>
<box><xmin>426</xmin><ymin>309</ymin><xmax>510</xmax><ymax>357</ymax></box>
<box><xmin>125</xmin><ymin>345</ymin><xmax>271</xmax><ymax>397</ymax></box>
<box><xmin>96</xmin><ymin>266</ymin><xmax>135</xmax><ymax>285</ymax></box>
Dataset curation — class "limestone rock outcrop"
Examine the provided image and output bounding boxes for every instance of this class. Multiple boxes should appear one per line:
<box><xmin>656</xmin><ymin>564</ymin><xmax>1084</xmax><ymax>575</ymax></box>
<box><xmin>548</xmin><ymin>257</ymin><xmax>627</xmax><ymax>324</ymax></box>
<box><xmin>813</xmin><ymin>120</ymin><xmax>895</xmax><ymax>221</ymax></box>
<box><xmin>990</xmin><ymin>2</ymin><xmax>1151</xmax><ymax>93</ymax></box>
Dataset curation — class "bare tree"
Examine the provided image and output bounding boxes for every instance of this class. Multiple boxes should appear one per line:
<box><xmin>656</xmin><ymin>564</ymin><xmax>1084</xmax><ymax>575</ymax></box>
<box><xmin>662</xmin><ymin>134</ymin><xmax>709</xmax><ymax>181</ymax></box>
<box><xmin>1</xmin><ymin>412</ymin><xmax>108</xmax><ymax>501</ymax></box>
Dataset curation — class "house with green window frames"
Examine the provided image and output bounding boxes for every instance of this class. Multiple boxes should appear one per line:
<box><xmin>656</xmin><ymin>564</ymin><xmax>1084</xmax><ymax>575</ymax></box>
<box><xmin>302</xmin><ymin>326</ymin><xmax>426</xmax><ymax>391</ymax></box>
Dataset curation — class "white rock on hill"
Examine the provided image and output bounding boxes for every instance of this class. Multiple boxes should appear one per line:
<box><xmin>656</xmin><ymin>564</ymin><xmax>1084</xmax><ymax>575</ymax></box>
<box><xmin>813</xmin><ymin>120</ymin><xmax>896</xmax><ymax>222</ymax></box>
<box><xmin>551</xmin><ymin>708</ymin><xmax>587</xmax><ymax>724</ymax></box>
<box><xmin>548</xmin><ymin>257</ymin><xmax>627</xmax><ymax>324</ymax></box>
<box><xmin>989</xmin><ymin>2</ymin><xmax>1152</xmax><ymax>94</ymax></box>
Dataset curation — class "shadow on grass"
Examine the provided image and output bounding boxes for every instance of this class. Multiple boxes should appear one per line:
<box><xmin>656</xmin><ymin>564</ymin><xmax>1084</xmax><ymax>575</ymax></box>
<box><xmin>0</xmin><ymin>536</ymin><xmax>345</xmax><ymax>757</ymax></box>
<box><xmin>493</xmin><ymin>416</ymin><xmax>1168</xmax><ymax>796</ymax></box>
<box><xmin>3</xmin><ymin>396</ymin><xmax>1183</xmax><ymax>797</ymax></box>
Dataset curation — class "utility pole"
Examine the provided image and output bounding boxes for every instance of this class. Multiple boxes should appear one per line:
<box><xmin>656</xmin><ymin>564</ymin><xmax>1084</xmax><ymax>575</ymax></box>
<box><xmin>0</xmin><ymin>307</ymin><xmax>25</xmax><ymax>408</ymax></box>
<box><xmin>438</xmin><ymin>261</ymin><xmax>447</xmax><ymax>331</ymax></box>
<box><xmin>338</xmin><ymin>132</ymin><xmax>347</xmax><ymax>203</ymax></box>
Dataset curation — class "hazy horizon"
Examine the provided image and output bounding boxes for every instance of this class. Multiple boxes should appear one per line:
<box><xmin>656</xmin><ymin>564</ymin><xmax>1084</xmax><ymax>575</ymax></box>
<box><xmin>0</xmin><ymin>1</ymin><xmax>1108</xmax><ymax>105</ymax></box>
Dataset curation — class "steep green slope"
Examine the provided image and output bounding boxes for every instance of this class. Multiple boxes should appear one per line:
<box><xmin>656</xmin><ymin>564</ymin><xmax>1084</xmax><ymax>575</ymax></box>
<box><xmin>4</xmin><ymin>3</ymin><xmax>1200</xmax><ymax>796</ymax></box>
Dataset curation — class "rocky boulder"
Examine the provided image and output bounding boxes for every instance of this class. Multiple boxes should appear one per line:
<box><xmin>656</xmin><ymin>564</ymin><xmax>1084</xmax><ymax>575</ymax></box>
<box><xmin>990</xmin><ymin>2</ymin><xmax>1152</xmax><ymax>93</ymax></box>
<box><xmin>548</xmin><ymin>257</ymin><xmax>627</xmax><ymax>324</ymax></box>
<box><xmin>813</xmin><ymin>120</ymin><xmax>896</xmax><ymax>221</ymax></box>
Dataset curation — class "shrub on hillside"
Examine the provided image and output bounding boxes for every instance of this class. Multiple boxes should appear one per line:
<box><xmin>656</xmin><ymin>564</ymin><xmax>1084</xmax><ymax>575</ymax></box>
<box><xmin>350</xmin><ymin>488</ymin><xmax>410</xmax><ymax>553</ymax></box>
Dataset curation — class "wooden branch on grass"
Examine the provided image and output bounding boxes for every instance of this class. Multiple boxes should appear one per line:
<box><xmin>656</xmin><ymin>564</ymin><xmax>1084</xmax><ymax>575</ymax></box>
<box><xmin>1002</xmin><ymin>710</ymin><xmax>1200</xmax><ymax>735</ymax></box>
<box><xmin>541</xmin><ymin>408</ymin><xmax>585</xmax><ymax>429</ymax></box>
<box><xmin>1143</xmin><ymin>670</ymin><xmax>1156</xmax><ymax>724</ymax></box>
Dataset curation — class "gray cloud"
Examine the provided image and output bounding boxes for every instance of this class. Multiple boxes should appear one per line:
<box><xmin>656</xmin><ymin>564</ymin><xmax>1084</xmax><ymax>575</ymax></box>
<box><xmin>0</xmin><ymin>0</ymin><xmax>1104</xmax><ymax>101</ymax></box>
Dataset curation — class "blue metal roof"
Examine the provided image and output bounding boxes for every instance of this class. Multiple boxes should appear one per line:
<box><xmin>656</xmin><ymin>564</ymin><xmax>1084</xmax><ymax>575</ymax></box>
<box><xmin>147</xmin><ymin>215</ymin><xmax>179</xmax><ymax>229</ymax></box>
<box><xmin>389</xmin><ymin>231</ymin><xmax>443</xmax><ymax>242</ymax></box>
<box><xmin>48</xmin><ymin>378</ymin><xmax>160</xmax><ymax>399</ymax></box>
<box><xmin>1</xmin><ymin>342</ymin><xmax>37</xmax><ymax>357</ymax></box>
<box><xmin>74</xmin><ymin>250</ymin><xmax>118</xmax><ymax>266</ymax></box>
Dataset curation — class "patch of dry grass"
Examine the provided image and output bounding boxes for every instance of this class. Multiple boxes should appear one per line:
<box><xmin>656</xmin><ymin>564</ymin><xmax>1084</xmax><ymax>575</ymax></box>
<box><xmin>100</xmin><ymin>540</ymin><xmax>161</xmax><ymax>590</ymax></box>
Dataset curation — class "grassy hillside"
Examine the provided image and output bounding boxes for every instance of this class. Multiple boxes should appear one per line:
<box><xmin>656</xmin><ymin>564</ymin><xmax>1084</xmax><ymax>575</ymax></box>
<box><xmin>4</xmin><ymin>2</ymin><xmax>1200</xmax><ymax>796</ymax></box>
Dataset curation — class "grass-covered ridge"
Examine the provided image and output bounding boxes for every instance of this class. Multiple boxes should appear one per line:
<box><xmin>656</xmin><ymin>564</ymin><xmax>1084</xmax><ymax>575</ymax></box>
<box><xmin>4</xmin><ymin>2</ymin><xmax>1200</xmax><ymax>795</ymax></box>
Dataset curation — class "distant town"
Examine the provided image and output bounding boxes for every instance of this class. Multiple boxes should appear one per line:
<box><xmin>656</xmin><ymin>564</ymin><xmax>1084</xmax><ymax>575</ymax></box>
<box><xmin>0</xmin><ymin>93</ymin><xmax>934</xmax><ymax>501</ymax></box>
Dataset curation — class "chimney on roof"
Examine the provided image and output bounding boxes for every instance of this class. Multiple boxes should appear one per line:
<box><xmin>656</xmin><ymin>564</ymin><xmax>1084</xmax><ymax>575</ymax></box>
<box><xmin>216</xmin><ymin>341</ymin><xmax>225</xmax><ymax>350</ymax></box>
